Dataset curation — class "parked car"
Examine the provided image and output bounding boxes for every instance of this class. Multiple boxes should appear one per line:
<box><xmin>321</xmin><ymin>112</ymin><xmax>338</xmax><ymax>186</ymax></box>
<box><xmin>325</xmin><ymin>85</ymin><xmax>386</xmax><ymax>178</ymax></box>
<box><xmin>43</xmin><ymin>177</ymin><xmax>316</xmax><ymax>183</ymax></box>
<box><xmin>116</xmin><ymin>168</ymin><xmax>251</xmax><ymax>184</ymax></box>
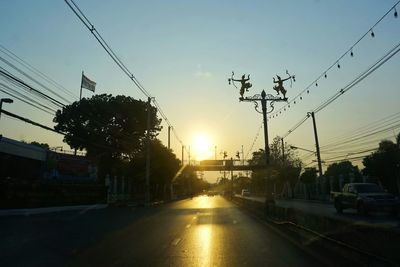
<box><xmin>241</xmin><ymin>189</ymin><xmax>250</xmax><ymax>197</ymax></box>
<box><xmin>333</xmin><ymin>183</ymin><xmax>400</xmax><ymax>215</ymax></box>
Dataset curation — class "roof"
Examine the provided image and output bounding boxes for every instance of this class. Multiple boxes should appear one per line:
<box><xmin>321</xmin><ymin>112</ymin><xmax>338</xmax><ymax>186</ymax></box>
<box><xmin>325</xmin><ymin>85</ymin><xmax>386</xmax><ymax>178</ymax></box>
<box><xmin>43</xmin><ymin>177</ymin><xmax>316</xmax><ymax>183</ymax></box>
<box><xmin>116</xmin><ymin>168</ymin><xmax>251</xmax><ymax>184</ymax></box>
<box><xmin>0</xmin><ymin>136</ymin><xmax>46</xmax><ymax>161</ymax></box>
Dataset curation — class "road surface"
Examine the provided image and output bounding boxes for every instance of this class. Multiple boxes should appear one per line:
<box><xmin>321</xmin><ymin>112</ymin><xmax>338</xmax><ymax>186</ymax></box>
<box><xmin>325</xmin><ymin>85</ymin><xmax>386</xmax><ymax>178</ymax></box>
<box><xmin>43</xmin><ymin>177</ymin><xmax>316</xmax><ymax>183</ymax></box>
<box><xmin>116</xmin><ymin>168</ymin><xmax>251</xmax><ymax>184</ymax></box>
<box><xmin>0</xmin><ymin>196</ymin><xmax>321</xmax><ymax>266</ymax></box>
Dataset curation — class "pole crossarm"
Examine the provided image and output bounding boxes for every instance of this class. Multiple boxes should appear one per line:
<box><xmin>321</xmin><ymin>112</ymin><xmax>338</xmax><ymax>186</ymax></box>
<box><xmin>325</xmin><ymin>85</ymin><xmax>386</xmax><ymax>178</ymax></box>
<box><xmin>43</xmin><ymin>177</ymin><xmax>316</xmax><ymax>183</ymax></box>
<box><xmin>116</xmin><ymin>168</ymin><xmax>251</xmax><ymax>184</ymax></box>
<box><xmin>240</xmin><ymin>91</ymin><xmax>287</xmax><ymax>114</ymax></box>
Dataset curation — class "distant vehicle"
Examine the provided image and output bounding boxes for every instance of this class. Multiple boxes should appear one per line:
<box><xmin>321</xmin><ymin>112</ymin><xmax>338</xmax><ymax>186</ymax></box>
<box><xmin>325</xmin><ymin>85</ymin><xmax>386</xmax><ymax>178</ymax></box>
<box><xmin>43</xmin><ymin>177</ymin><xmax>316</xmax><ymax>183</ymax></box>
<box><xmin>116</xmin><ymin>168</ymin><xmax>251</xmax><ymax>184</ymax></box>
<box><xmin>241</xmin><ymin>189</ymin><xmax>250</xmax><ymax>197</ymax></box>
<box><xmin>333</xmin><ymin>183</ymin><xmax>400</xmax><ymax>215</ymax></box>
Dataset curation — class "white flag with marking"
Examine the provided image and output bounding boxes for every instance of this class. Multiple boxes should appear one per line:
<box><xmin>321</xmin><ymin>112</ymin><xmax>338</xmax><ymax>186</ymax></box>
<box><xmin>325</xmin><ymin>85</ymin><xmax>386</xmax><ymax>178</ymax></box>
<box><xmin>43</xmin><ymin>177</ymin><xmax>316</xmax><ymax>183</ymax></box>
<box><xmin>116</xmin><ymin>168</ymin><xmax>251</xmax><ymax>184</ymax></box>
<box><xmin>81</xmin><ymin>73</ymin><xmax>96</xmax><ymax>92</ymax></box>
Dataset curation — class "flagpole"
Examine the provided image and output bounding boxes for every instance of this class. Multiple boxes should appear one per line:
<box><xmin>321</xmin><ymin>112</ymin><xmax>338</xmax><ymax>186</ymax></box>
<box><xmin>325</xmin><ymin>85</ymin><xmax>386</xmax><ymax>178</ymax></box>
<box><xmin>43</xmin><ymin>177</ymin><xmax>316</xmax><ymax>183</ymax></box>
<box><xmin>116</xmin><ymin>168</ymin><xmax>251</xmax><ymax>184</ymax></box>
<box><xmin>80</xmin><ymin>71</ymin><xmax>83</xmax><ymax>101</ymax></box>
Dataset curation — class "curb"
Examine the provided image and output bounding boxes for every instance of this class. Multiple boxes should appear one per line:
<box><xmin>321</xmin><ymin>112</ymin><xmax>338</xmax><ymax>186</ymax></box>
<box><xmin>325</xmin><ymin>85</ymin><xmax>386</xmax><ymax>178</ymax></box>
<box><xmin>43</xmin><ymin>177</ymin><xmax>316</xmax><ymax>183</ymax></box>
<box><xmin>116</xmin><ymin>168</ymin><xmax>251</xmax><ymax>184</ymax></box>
<box><xmin>0</xmin><ymin>204</ymin><xmax>108</xmax><ymax>217</ymax></box>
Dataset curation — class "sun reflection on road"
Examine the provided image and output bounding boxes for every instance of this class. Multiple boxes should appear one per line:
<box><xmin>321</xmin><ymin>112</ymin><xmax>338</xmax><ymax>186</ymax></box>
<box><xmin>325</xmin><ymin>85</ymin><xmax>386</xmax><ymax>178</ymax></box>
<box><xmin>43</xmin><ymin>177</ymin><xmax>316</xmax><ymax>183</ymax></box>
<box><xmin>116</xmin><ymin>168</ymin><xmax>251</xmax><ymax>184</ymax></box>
<box><xmin>197</xmin><ymin>195</ymin><xmax>214</xmax><ymax>209</ymax></box>
<box><xmin>197</xmin><ymin>225</ymin><xmax>212</xmax><ymax>267</ymax></box>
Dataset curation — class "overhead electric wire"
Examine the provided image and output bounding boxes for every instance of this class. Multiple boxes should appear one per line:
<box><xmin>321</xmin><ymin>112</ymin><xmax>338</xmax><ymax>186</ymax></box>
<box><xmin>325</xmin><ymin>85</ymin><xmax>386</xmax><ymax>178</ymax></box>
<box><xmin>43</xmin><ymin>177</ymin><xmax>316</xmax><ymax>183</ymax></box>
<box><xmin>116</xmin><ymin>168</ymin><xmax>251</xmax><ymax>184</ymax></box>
<box><xmin>0</xmin><ymin>109</ymin><xmax>61</xmax><ymax>134</ymax></box>
<box><xmin>314</xmin><ymin>41</ymin><xmax>400</xmax><ymax>114</ymax></box>
<box><xmin>281</xmin><ymin>40</ymin><xmax>400</xmax><ymax>140</ymax></box>
<box><xmin>281</xmin><ymin>115</ymin><xmax>309</xmax><ymax>139</ymax></box>
<box><xmin>322</xmin><ymin>148</ymin><xmax>378</xmax><ymax>161</ymax></box>
<box><xmin>321</xmin><ymin>111</ymin><xmax>400</xmax><ymax>145</ymax></box>
<box><xmin>321</xmin><ymin>121</ymin><xmax>400</xmax><ymax>150</ymax></box>
<box><xmin>65</xmin><ymin>0</ymin><xmax>183</xmax><ymax>146</ymax></box>
<box><xmin>0</xmin><ymin>44</ymin><xmax>77</xmax><ymax>99</ymax></box>
<box><xmin>0</xmin><ymin>67</ymin><xmax>65</xmax><ymax>108</ymax></box>
<box><xmin>270</xmin><ymin>0</ymin><xmax>400</xmax><ymax>118</ymax></box>
<box><xmin>0</xmin><ymin>56</ymin><xmax>71</xmax><ymax>104</ymax></box>
<box><xmin>0</xmin><ymin>84</ymin><xmax>57</xmax><ymax>115</ymax></box>
<box><xmin>245</xmin><ymin>122</ymin><xmax>263</xmax><ymax>160</ymax></box>
<box><xmin>65</xmin><ymin>0</ymin><xmax>151</xmax><ymax>97</ymax></box>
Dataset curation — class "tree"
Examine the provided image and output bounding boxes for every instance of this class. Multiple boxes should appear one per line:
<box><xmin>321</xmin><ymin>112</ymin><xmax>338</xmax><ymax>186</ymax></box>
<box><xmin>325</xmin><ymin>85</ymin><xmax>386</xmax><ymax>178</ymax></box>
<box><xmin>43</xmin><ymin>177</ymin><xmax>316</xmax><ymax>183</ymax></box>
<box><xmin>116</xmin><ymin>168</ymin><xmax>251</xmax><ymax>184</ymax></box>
<box><xmin>53</xmin><ymin>94</ymin><xmax>161</xmax><ymax>159</ymax></box>
<box><xmin>20</xmin><ymin>140</ymin><xmax>50</xmax><ymax>150</ymax></box>
<box><xmin>248</xmin><ymin>137</ymin><xmax>302</xmax><ymax>197</ymax></box>
<box><xmin>325</xmin><ymin>161</ymin><xmax>362</xmax><ymax>191</ymax></box>
<box><xmin>363</xmin><ymin>138</ymin><xmax>400</xmax><ymax>194</ymax></box>
<box><xmin>300</xmin><ymin>167</ymin><xmax>318</xmax><ymax>199</ymax></box>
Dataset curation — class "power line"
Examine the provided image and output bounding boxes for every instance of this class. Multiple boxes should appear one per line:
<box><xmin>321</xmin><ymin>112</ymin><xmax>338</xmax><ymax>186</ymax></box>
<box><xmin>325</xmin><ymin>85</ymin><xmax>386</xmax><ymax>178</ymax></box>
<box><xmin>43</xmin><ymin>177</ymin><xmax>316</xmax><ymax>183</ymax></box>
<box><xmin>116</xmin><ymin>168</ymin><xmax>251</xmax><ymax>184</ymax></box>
<box><xmin>0</xmin><ymin>67</ymin><xmax>65</xmax><ymax>108</ymax></box>
<box><xmin>270</xmin><ymin>0</ymin><xmax>400</xmax><ymax>118</ymax></box>
<box><xmin>281</xmin><ymin>40</ymin><xmax>400</xmax><ymax>139</ymax></box>
<box><xmin>0</xmin><ymin>84</ymin><xmax>56</xmax><ymax>115</ymax></box>
<box><xmin>321</xmin><ymin>121</ymin><xmax>400</xmax><ymax>150</ymax></box>
<box><xmin>245</xmin><ymin>122</ymin><xmax>263</xmax><ymax>160</ymax></box>
<box><xmin>1</xmin><ymin>109</ymin><xmax>61</xmax><ymax>134</ymax></box>
<box><xmin>0</xmin><ymin>44</ymin><xmax>77</xmax><ymax>100</ymax></box>
<box><xmin>0</xmin><ymin>55</ymin><xmax>72</xmax><ymax>104</ymax></box>
<box><xmin>64</xmin><ymin>0</ymin><xmax>183</xmax><ymax>146</ymax></box>
<box><xmin>321</xmin><ymin>111</ymin><xmax>400</xmax><ymax>145</ymax></box>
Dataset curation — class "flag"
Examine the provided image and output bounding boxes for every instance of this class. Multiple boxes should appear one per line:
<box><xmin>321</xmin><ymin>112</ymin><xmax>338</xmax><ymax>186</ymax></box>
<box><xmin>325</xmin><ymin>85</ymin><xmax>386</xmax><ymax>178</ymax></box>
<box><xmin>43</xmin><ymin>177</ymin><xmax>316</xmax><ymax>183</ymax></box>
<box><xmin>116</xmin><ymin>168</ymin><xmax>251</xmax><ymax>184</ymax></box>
<box><xmin>81</xmin><ymin>73</ymin><xmax>96</xmax><ymax>92</ymax></box>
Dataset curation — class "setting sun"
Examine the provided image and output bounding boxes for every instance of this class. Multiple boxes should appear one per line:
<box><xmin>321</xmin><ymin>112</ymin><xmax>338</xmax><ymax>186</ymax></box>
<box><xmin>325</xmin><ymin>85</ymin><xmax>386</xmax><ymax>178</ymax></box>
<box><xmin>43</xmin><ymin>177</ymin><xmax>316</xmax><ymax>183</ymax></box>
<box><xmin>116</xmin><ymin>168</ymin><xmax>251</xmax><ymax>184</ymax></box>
<box><xmin>192</xmin><ymin>133</ymin><xmax>213</xmax><ymax>161</ymax></box>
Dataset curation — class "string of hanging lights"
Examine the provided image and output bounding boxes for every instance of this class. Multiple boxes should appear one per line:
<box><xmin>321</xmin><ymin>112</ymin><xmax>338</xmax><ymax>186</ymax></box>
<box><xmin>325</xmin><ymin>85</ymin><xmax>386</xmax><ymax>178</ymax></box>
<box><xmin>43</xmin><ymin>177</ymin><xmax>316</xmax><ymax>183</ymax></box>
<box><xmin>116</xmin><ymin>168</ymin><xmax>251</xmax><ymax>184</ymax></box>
<box><xmin>269</xmin><ymin>1</ymin><xmax>399</xmax><ymax>120</ymax></box>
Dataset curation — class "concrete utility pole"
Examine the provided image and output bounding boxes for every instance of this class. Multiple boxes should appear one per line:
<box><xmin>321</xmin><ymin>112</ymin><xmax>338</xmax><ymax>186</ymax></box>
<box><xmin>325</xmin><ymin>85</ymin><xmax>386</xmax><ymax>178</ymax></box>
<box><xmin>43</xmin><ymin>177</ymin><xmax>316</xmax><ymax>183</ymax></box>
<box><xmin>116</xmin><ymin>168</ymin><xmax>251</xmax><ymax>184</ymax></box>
<box><xmin>230</xmin><ymin>157</ymin><xmax>234</xmax><ymax>197</ymax></box>
<box><xmin>260</xmin><ymin>91</ymin><xmax>270</xmax><ymax>165</ymax></box>
<box><xmin>145</xmin><ymin>97</ymin><xmax>152</xmax><ymax>204</ymax></box>
<box><xmin>188</xmin><ymin>146</ymin><xmax>191</xmax><ymax>166</ymax></box>
<box><xmin>181</xmin><ymin>145</ymin><xmax>185</xmax><ymax>165</ymax></box>
<box><xmin>168</xmin><ymin>126</ymin><xmax>171</xmax><ymax>149</ymax></box>
<box><xmin>241</xmin><ymin>145</ymin><xmax>244</xmax><ymax>165</ymax></box>
<box><xmin>309</xmin><ymin>112</ymin><xmax>323</xmax><ymax>176</ymax></box>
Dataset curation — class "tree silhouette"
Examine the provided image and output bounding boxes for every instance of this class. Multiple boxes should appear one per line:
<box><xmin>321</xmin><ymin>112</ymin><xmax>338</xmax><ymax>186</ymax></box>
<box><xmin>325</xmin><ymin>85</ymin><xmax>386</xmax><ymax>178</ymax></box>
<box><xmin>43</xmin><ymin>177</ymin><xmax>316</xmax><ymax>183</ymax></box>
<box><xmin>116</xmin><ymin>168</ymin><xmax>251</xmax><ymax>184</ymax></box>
<box><xmin>363</xmin><ymin>137</ymin><xmax>400</xmax><ymax>194</ymax></box>
<box><xmin>54</xmin><ymin>94</ymin><xmax>161</xmax><ymax>159</ymax></box>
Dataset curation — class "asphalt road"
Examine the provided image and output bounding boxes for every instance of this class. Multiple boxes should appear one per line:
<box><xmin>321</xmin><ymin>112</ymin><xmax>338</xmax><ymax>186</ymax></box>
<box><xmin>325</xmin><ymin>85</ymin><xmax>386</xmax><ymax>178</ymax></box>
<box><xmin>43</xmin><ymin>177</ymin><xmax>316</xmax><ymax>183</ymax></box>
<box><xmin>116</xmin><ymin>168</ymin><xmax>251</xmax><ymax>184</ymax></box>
<box><xmin>1</xmin><ymin>196</ymin><xmax>321</xmax><ymax>266</ymax></box>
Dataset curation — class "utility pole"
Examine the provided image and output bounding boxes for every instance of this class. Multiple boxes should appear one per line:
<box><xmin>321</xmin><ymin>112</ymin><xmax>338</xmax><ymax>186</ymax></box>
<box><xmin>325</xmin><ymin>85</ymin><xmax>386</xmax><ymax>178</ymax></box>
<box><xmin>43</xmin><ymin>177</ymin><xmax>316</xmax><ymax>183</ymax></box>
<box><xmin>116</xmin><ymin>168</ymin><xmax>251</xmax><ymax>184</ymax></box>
<box><xmin>281</xmin><ymin>138</ymin><xmax>285</xmax><ymax>164</ymax></box>
<box><xmin>241</xmin><ymin>145</ymin><xmax>244</xmax><ymax>165</ymax></box>
<box><xmin>167</xmin><ymin>126</ymin><xmax>171</xmax><ymax>149</ymax></box>
<box><xmin>309</xmin><ymin>112</ymin><xmax>323</xmax><ymax>176</ymax></box>
<box><xmin>188</xmin><ymin>146</ymin><xmax>191</xmax><ymax>166</ymax></box>
<box><xmin>181</xmin><ymin>145</ymin><xmax>185</xmax><ymax>166</ymax></box>
<box><xmin>230</xmin><ymin>157</ymin><xmax>234</xmax><ymax>198</ymax></box>
<box><xmin>228</xmin><ymin>71</ymin><xmax>294</xmax><ymax>201</ymax></box>
<box><xmin>145</xmin><ymin>97</ymin><xmax>151</xmax><ymax>204</ymax></box>
<box><xmin>260</xmin><ymin>91</ymin><xmax>270</xmax><ymax>165</ymax></box>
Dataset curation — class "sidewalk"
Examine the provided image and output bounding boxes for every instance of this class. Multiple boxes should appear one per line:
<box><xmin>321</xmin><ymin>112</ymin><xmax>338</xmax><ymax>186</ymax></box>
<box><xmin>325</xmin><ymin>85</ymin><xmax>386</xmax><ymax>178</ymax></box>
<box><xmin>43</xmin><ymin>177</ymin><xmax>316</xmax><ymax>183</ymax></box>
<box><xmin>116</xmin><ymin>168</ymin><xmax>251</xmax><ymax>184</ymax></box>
<box><xmin>0</xmin><ymin>204</ymin><xmax>108</xmax><ymax>217</ymax></box>
<box><xmin>236</xmin><ymin>194</ymin><xmax>399</xmax><ymax>228</ymax></box>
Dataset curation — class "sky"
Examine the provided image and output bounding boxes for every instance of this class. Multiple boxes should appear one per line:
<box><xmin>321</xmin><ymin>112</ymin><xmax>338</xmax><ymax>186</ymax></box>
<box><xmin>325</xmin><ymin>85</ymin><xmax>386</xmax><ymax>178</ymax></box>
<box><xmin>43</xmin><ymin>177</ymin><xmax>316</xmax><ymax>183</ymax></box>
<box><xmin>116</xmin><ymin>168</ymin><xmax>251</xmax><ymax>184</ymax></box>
<box><xmin>1</xmin><ymin>0</ymin><xmax>400</xmax><ymax>181</ymax></box>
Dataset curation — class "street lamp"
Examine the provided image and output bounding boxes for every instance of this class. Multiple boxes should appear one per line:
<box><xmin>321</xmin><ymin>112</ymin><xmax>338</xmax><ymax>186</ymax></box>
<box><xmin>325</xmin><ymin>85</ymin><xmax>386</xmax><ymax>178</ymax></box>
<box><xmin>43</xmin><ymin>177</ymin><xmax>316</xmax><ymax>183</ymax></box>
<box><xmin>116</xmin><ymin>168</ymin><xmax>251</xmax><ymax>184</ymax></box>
<box><xmin>290</xmin><ymin>145</ymin><xmax>323</xmax><ymax>176</ymax></box>
<box><xmin>0</xmin><ymin>98</ymin><xmax>13</xmax><ymax>120</ymax></box>
<box><xmin>290</xmin><ymin>145</ymin><xmax>315</xmax><ymax>154</ymax></box>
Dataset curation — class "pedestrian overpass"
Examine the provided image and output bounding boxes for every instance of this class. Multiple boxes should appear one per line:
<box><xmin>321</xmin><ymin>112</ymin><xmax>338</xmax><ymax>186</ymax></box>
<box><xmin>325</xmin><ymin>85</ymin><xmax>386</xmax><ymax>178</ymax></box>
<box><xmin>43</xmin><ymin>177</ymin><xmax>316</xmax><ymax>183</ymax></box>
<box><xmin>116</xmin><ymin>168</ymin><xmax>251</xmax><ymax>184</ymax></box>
<box><xmin>184</xmin><ymin>160</ymin><xmax>267</xmax><ymax>172</ymax></box>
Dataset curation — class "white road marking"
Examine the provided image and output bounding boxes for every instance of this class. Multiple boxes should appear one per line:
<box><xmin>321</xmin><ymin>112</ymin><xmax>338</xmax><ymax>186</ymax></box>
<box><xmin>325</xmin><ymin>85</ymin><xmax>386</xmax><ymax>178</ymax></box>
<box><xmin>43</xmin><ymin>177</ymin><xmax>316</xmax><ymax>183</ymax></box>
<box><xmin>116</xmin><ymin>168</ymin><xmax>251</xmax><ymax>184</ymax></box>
<box><xmin>171</xmin><ymin>238</ymin><xmax>181</xmax><ymax>246</ymax></box>
<box><xmin>186</xmin><ymin>224</ymin><xmax>191</xmax><ymax>229</ymax></box>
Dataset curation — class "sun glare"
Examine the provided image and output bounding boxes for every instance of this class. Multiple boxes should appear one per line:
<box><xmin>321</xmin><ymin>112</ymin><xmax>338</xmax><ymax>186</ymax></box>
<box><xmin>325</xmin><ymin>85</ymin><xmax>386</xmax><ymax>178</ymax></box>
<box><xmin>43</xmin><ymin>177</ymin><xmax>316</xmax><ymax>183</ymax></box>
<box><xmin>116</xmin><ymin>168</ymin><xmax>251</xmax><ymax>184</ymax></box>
<box><xmin>192</xmin><ymin>133</ymin><xmax>213</xmax><ymax>161</ymax></box>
